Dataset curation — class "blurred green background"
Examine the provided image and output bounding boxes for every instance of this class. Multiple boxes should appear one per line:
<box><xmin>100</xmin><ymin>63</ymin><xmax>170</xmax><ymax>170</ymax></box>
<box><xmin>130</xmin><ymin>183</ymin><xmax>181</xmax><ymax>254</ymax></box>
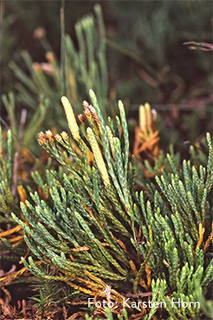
<box><xmin>1</xmin><ymin>0</ymin><xmax>212</xmax><ymax>150</ymax></box>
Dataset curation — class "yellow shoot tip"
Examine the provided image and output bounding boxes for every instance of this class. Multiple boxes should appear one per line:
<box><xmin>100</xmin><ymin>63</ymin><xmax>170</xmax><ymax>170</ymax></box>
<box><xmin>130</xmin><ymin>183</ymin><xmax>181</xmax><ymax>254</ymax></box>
<box><xmin>139</xmin><ymin>103</ymin><xmax>153</xmax><ymax>135</ymax></box>
<box><xmin>61</xmin><ymin>96</ymin><xmax>80</xmax><ymax>140</ymax></box>
<box><xmin>87</xmin><ymin>127</ymin><xmax>109</xmax><ymax>186</ymax></box>
<box><xmin>139</xmin><ymin>105</ymin><xmax>146</xmax><ymax>132</ymax></box>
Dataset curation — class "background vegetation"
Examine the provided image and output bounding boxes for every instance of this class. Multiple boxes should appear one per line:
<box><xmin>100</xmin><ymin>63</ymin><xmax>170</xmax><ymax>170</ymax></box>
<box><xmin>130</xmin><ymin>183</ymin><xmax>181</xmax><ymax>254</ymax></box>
<box><xmin>2</xmin><ymin>1</ymin><xmax>212</xmax><ymax>140</ymax></box>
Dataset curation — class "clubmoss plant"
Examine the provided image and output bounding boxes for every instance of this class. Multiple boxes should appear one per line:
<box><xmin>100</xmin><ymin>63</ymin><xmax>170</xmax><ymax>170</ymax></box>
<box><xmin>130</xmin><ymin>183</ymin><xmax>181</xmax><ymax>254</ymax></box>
<box><xmin>10</xmin><ymin>91</ymin><xmax>213</xmax><ymax>319</ymax></box>
<box><xmin>8</xmin><ymin>5</ymin><xmax>109</xmax><ymax>130</ymax></box>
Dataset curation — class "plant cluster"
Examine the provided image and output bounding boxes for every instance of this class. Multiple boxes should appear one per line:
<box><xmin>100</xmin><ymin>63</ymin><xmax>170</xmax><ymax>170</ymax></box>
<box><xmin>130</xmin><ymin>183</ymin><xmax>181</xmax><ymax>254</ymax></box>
<box><xmin>8</xmin><ymin>4</ymin><xmax>108</xmax><ymax>132</ymax></box>
<box><xmin>0</xmin><ymin>3</ymin><xmax>212</xmax><ymax>320</ymax></box>
<box><xmin>1</xmin><ymin>90</ymin><xmax>211</xmax><ymax>319</ymax></box>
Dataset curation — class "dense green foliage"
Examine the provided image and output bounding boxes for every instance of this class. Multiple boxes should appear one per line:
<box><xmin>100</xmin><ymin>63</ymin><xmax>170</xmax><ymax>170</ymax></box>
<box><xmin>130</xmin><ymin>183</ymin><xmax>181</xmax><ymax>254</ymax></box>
<box><xmin>10</xmin><ymin>91</ymin><xmax>213</xmax><ymax>319</ymax></box>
